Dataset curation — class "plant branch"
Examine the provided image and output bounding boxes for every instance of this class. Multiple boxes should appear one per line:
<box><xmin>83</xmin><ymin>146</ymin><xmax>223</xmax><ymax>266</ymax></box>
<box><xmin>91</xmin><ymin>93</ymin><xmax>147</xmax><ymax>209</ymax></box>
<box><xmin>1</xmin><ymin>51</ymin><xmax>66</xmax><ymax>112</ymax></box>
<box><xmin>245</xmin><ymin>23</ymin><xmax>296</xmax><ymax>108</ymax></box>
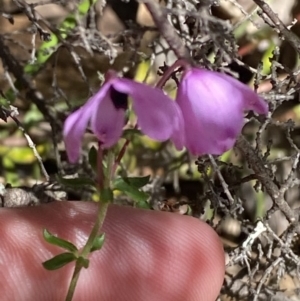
<box><xmin>142</xmin><ymin>0</ymin><xmax>191</xmax><ymax>62</ymax></box>
<box><xmin>235</xmin><ymin>135</ymin><xmax>298</xmax><ymax>224</ymax></box>
<box><xmin>0</xmin><ymin>35</ymin><xmax>61</xmax><ymax>130</ymax></box>
<box><xmin>253</xmin><ymin>0</ymin><xmax>300</xmax><ymax>54</ymax></box>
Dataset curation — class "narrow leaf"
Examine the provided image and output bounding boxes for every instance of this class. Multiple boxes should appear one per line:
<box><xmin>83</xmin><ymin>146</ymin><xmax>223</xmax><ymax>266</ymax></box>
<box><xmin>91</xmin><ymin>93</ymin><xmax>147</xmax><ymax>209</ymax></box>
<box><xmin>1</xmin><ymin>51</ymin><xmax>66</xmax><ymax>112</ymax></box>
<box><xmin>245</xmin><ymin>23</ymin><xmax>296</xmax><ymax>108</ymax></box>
<box><xmin>43</xmin><ymin>229</ymin><xmax>78</xmax><ymax>253</ymax></box>
<box><xmin>42</xmin><ymin>252</ymin><xmax>77</xmax><ymax>270</ymax></box>
<box><xmin>113</xmin><ymin>178</ymin><xmax>149</xmax><ymax>203</ymax></box>
<box><xmin>114</xmin><ymin>175</ymin><xmax>150</xmax><ymax>189</ymax></box>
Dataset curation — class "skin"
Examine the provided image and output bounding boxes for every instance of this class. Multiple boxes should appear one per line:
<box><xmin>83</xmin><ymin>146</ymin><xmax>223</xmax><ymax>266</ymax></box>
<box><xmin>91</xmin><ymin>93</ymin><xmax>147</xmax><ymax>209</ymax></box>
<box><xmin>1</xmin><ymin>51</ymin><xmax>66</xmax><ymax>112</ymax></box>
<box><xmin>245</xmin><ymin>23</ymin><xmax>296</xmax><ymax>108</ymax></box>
<box><xmin>0</xmin><ymin>202</ymin><xmax>225</xmax><ymax>301</ymax></box>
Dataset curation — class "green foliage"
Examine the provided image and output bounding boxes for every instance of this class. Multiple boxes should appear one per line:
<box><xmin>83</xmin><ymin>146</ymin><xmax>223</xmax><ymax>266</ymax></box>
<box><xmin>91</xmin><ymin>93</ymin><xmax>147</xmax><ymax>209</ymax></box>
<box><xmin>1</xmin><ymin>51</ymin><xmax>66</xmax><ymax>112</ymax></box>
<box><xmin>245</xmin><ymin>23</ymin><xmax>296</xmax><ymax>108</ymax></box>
<box><xmin>112</xmin><ymin>176</ymin><xmax>150</xmax><ymax>203</ymax></box>
<box><xmin>123</xmin><ymin>175</ymin><xmax>151</xmax><ymax>188</ymax></box>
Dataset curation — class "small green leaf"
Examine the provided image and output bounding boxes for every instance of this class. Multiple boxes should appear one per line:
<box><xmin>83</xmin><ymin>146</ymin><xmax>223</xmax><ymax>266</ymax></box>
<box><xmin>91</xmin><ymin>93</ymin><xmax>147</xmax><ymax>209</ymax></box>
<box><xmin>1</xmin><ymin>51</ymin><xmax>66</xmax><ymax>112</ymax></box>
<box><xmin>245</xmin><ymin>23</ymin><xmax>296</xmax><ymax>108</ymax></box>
<box><xmin>114</xmin><ymin>175</ymin><xmax>150</xmax><ymax>189</ymax></box>
<box><xmin>43</xmin><ymin>229</ymin><xmax>78</xmax><ymax>253</ymax></box>
<box><xmin>77</xmin><ymin>256</ymin><xmax>89</xmax><ymax>269</ymax></box>
<box><xmin>42</xmin><ymin>252</ymin><xmax>77</xmax><ymax>270</ymax></box>
<box><xmin>90</xmin><ymin>233</ymin><xmax>105</xmax><ymax>252</ymax></box>
<box><xmin>113</xmin><ymin>177</ymin><xmax>149</xmax><ymax>203</ymax></box>
<box><xmin>56</xmin><ymin>175</ymin><xmax>95</xmax><ymax>187</ymax></box>
<box><xmin>100</xmin><ymin>188</ymin><xmax>113</xmax><ymax>203</ymax></box>
<box><xmin>128</xmin><ymin>176</ymin><xmax>150</xmax><ymax>188</ymax></box>
<box><xmin>88</xmin><ymin>145</ymin><xmax>97</xmax><ymax>171</ymax></box>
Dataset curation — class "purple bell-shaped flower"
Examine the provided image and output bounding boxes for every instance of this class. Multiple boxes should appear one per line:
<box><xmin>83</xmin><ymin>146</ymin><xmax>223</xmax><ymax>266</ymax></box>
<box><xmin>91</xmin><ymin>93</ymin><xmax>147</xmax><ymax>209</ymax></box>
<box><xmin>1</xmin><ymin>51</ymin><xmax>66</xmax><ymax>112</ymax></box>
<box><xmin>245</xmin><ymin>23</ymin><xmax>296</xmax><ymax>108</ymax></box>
<box><xmin>175</xmin><ymin>68</ymin><xmax>268</xmax><ymax>155</ymax></box>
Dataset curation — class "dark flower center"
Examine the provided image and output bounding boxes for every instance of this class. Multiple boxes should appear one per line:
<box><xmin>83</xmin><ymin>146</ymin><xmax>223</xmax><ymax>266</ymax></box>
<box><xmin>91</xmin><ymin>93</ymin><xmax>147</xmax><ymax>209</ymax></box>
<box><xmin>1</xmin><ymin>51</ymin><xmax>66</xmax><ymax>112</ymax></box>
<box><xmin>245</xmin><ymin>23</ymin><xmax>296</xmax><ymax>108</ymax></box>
<box><xmin>110</xmin><ymin>87</ymin><xmax>128</xmax><ymax>110</ymax></box>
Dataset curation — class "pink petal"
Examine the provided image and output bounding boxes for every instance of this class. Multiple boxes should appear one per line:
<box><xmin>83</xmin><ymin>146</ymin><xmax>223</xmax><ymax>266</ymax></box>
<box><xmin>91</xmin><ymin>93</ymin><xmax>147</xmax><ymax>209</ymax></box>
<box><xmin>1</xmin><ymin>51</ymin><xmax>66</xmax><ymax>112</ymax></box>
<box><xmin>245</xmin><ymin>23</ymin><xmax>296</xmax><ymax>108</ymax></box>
<box><xmin>63</xmin><ymin>106</ymin><xmax>93</xmax><ymax>163</ymax></box>
<box><xmin>176</xmin><ymin>68</ymin><xmax>261</xmax><ymax>155</ymax></box>
<box><xmin>90</xmin><ymin>82</ymin><xmax>125</xmax><ymax>148</ymax></box>
<box><xmin>112</xmin><ymin>78</ymin><xmax>185</xmax><ymax>145</ymax></box>
<box><xmin>215</xmin><ymin>72</ymin><xmax>268</xmax><ymax>114</ymax></box>
<box><xmin>170</xmin><ymin>104</ymin><xmax>185</xmax><ymax>150</ymax></box>
<box><xmin>63</xmin><ymin>80</ymin><xmax>125</xmax><ymax>162</ymax></box>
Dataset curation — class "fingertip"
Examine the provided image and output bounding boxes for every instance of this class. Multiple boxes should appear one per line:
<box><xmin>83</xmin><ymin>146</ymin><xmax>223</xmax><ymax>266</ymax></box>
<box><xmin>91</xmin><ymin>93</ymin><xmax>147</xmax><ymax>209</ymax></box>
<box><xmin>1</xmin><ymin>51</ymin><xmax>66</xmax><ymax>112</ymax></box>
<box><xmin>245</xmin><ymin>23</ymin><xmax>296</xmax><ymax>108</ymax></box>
<box><xmin>0</xmin><ymin>202</ymin><xmax>225</xmax><ymax>301</ymax></box>
<box><xmin>93</xmin><ymin>205</ymin><xmax>225</xmax><ymax>301</ymax></box>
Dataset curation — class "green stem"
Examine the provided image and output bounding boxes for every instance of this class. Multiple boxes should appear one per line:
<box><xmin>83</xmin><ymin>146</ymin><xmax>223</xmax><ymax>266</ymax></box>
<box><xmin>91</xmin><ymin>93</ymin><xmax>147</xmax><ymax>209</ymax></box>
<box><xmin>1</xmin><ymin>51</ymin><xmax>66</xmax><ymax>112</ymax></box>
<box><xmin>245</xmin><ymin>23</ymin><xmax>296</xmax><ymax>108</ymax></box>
<box><xmin>81</xmin><ymin>201</ymin><xmax>109</xmax><ymax>258</ymax></box>
<box><xmin>65</xmin><ymin>149</ymin><xmax>114</xmax><ymax>301</ymax></box>
<box><xmin>64</xmin><ymin>260</ymin><xmax>83</xmax><ymax>301</ymax></box>
<box><xmin>65</xmin><ymin>200</ymin><xmax>109</xmax><ymax>301</ymax></box>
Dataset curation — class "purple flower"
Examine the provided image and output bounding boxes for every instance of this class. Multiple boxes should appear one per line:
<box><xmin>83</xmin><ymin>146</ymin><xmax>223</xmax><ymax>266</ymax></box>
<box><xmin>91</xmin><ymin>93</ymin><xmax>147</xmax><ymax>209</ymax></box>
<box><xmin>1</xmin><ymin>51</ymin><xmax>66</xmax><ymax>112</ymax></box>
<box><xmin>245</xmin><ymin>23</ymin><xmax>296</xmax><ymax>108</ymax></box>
<box><xmin>176</xmin><ymin>68</ymin><xmax>268</xmax><ymax>155</ymax></box>
<box><xmin>63</xmin><ymin>74</ymin><xmax>185</xmax><ymax>163</ymax></box>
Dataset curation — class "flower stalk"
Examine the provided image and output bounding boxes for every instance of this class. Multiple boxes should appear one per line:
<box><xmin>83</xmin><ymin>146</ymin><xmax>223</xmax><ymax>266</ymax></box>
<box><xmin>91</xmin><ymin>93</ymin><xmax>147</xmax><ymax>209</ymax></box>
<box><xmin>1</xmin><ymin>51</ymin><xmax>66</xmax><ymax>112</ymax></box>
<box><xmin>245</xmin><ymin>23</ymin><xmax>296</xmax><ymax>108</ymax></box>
<box><xmin>155</xmin><ymin>59</ymin><xmax>187</xmax><ymax>88</ymax></box>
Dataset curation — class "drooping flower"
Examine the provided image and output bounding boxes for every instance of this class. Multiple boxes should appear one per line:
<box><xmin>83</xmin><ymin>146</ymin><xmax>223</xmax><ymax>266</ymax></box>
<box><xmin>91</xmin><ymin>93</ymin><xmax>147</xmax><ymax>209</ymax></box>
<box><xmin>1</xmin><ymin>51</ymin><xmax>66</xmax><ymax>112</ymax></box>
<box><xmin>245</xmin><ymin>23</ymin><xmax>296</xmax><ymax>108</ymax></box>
<box><xmin>175</xmin><ymin>67</ymin><xmax>268</xmax><ymax>155</ymax></box>
<box><xmin>63</xmin><ymin>72</ymin><xmax>185</xmax><ymax>163</ymax></box>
